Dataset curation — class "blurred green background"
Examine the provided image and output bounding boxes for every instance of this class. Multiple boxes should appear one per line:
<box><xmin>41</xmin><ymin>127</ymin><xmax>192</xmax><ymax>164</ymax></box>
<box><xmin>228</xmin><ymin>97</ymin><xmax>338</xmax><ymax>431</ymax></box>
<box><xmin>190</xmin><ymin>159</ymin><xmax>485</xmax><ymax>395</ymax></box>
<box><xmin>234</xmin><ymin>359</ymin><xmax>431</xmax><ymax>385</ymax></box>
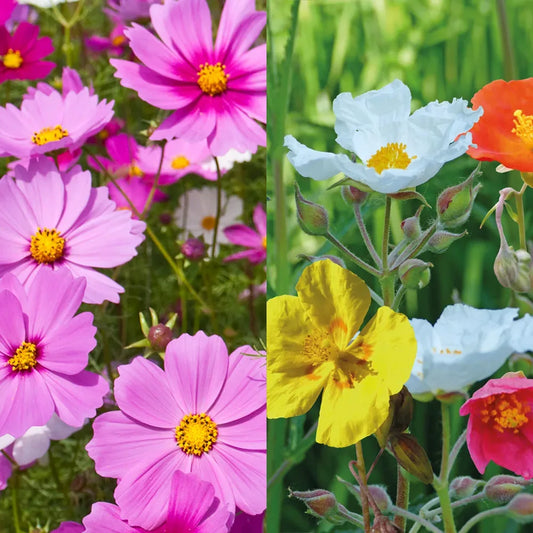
<box><xmin>267</xmin><ymin>0</ymin><xmax>533</xmax><ymax>531</ymax></box>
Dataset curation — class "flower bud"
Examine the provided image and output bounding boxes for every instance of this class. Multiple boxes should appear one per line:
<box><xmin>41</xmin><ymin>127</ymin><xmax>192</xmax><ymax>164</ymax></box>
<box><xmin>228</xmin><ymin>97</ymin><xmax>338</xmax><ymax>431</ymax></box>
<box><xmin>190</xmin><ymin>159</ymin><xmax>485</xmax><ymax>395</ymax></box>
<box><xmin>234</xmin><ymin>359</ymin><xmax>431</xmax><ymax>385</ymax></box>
<box><xmin>506</xmin><ymin>493</ymin><xmax>533</xmax><ymax>523</ymax></box>
<box><xmin>389</xmin><ymin>434</ymin><xmax>434</xmax><ymax>484</ymax></box>
<box><xmin>368</xmin><ymin>485</ymin><xmax>393</xmax><ymax>512</ymax></box>
<box><xmin>494</xmin><ymin>245</ymin><xmax>531</xmax><ymax>293</ymax></box>
<box><xmin>371</xmin><ymin>515</ymin><xmax>402</xmax><ymax>533</ymax></box>
<box><xmin>398</xmin><ymin>259</ymin><xmax>432</xmax><ymax>290</ymax></box>
<box><xmin>342</xmin><ymin>185</ymin><xmax>368</xmax><ymax>205</ymax></box>
<box><xmin>449</xmin><ymin>476</ymin><xmax>484</xmax><ymax>499</ymax></box>
<box><xmin>289</xmin><ymin>489</ymin><xmax>346</xmax><ymax>524</ymax></box>
<box><xmin>400</xmin><ymin>206</ymin><xmax>424</xmax><ymax>240</ymax></box>
<box><xmin>426</xmin><ymin>230</ymin><xmax>467</xmax><ymax>254</ymax></box>
<box><xmin>486</xmin><ymin>475</ymin><xmax>529</xmax><ymax>504</ymax></box>
<box><xmin>148</xmin><ymin>324</ymin><xmax>173</xmax><ymax>352</ymax></box>
<box><xmin>295</xmin><ymin>184</ymin><xmax>329</xmax><ymax>236</ymax></box>
<box><xmin>437</xmin><ymin>169</ymin><xmax>481</xmax><ymax>228</ymax></box>
<box><xmin>181</xmin><ymin>238</ymin><xmax>206</xmax><ymax>261</ymax></box>
<box><xmin>521</xmin><ymin>172</ymin><xmax>533</xmax><ymax>188</ymax></box>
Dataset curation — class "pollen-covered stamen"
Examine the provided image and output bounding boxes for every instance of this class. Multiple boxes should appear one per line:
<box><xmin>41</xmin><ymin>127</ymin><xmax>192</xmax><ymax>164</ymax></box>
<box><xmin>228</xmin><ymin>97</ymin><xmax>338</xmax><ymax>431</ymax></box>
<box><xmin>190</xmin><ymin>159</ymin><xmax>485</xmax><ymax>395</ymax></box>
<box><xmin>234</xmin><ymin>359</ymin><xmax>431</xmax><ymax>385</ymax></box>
<box><xmin>512</xmin><ymin>110</ymin><xmax>533</xmax><ymax>149</ymax></box>
<box><xmin>171</xmin><ymin>155</ymin><xmax>190</xmax><ymax>170</ymax></box>
<box><xmin>261</xmin><ymin>236</ymin><xmax>267</xmax><ymax>249</ymax></box>
<box><xmin>30</xmin><ymin>227</ymin><xmax>65</xmax><ymax>264</ymax></box>
<box><xmin>201</xmin><ymin>215</ymin><xmax>216</xmax><ymax>231</ymax></box>
<box><xmin>197</xmin><ymin>62</ymin><xmax>229</xmax><ymax>96</ymax></box>
<box><xmin>112</xmin><ymin>35</ymin><xmax>126</xmax><ymax>47</ymax></box>
<box><xmin>367</xmin><ymin>142</ymin><xmax>417</xmax><ymax>174</ymax></box>
<box><xmin>175</xmin><ymin>413</ymin><xmax>218</xmax><ymax>456</ymax></box>
<box><xmin>31</xmin><ymin>125</ymin><xmax>69</xmax><ymax>146</ymax></box>
<box><xmin>8</xmin><ymin>341</ymin><xmax>38</xmax><ymax>372</ymax></box>
<box><xmin>303</xmin><ymin>329</ymin><xmax>334</xmax><ymax>365</ymax></box>
<box><xmin>128</xmin><ymin>163</ymin><xmax>143</xmax><ymax>177</ymax></box>
<box><xmin>3</xmin><ymin>48</ymin><xmax>23</xmax><ymax>69</ymax></box>
<box><xmin>480</xmin><ymin>393</ymin><xmax>530</xmax><ymax>434</ymax></box>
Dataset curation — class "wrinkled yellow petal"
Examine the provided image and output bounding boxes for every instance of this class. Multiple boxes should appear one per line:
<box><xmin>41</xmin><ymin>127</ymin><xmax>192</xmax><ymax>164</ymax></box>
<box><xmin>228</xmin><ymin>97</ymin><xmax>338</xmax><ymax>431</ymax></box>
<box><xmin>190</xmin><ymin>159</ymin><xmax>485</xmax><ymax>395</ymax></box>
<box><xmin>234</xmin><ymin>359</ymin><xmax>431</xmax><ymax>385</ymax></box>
<box><xmin>351</xmin><ymin>306</ymin><xmax>417</xmax><ymax>394</ymax></box>
<box><xmin>317</xmin><ymin>373</ymin><xmax>390</xmax><ymax>447</ymax></box>
<box><xmin>267</xmin><ymin>295</ymin><xmax>331</xmax><ymax>418</ymax></box>
<box><xmin>296</xmin><ymin>260</ymin><xmax>370</xmax><ymax>346</ymax></box>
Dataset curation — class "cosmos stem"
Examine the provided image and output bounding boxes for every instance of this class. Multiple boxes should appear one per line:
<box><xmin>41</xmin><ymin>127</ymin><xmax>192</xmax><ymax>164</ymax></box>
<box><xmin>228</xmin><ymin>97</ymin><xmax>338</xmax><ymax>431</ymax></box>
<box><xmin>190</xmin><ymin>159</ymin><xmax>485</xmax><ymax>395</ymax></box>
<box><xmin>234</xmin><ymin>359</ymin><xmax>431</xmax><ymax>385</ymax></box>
<box><xmin>211</xmin><ymin>156</ymin><xmax>223</xmax><ymax>259</ymax></box>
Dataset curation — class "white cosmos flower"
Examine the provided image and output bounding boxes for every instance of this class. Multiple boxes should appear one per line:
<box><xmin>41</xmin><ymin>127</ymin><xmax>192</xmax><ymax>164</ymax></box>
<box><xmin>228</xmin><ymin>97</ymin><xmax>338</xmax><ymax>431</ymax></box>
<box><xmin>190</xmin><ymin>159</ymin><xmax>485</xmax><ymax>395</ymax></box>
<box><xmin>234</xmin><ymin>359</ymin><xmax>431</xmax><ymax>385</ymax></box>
<box><xmin>18</xmin><ymin>0</ymin><xmax>77</xmax><ymax>7</ymax></box>
<box><xmin>406</xmin><ymin>304</ymin><xmax>533</xmax><ymax>396</ymax></box>
<box><xmin>284</xmin><ymin>79</ymin><xmax>483</xmax><ymax>194</ymax></box>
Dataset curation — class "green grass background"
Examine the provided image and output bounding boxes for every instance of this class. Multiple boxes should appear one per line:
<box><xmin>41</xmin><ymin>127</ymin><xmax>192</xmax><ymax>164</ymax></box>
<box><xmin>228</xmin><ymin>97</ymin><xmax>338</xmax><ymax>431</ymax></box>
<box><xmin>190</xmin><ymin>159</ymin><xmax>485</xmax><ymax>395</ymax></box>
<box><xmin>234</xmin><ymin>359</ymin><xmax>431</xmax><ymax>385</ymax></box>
<box><xmin>267</xmin><ymin>0</ymin><xmax>533</xmax><ymax>531</ymax></box>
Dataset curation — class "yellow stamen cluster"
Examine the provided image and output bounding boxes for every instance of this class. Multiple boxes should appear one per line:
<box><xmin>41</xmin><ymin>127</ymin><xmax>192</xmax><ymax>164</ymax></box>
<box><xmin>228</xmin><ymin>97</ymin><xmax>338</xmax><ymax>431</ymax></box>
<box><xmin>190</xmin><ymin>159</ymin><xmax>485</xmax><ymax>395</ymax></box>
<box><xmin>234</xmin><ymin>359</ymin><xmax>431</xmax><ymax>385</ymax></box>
<box><xmin>175</xmin><ymin>413</ymin><xmax>218</xmax><ymax>456</ymax></box>
<box><xmin>112</xmin><ymin>35</ymin><xmax>126</xmax><ymax>47</ymax></box>
<box><xmin>480</xmin><ymin>393</ymin><xmax>530</xmax><ymax>434</ymax></box>
<box><xmin>512</xmin><ymin>109</ymin><xmax>533</xmax><ymax>149</ymax></box>
<box><xmin>261</xmin><ymin>236</ymin><xmax>267</xmax><ymax>249</ymax></box>
<box><xmin>128</xmin><ymin>164</ymin><xmax>143</xmax><ymax>177</ymax></box>
<box><xmin>3</xmin><ymin>49</ymin><xmax>23</xmax><ymax>69</ymax></box>
<box><xmin>303</xmin><ymin>329</ymin><xmax>333</xmax><ymax>365</ymax></box>
<box><xmin>30</xmin><ymin>227</ymin><xmax>65</xmax><ymax>264</ymax></box>
<box><xmin>367</xmin><ymin>142</ymin><xmax>416</xmax><ymax>174</ymax></box>
<box><xmin>171</xmin><ymin>155</ymin><xmax>190</xmax><ymax>170</ymax></box>
<box><xmin>197</xmin><ymin>62</ymin><xmax>229</xmax><ymax>96</ymax></box>
<box><xmin>8</xmin><ymin>341</ymin><xmax>38</xmax><ymax>372</ymax></box>
<box><xmin>31</xmin><ymin>125</ymin><xmax>69</xmax><ymax>146</ymax></box>
<box><xmin>201</xmin><ymin>215</ymin><xmax>216</xmax><ymax>231</ymax></box>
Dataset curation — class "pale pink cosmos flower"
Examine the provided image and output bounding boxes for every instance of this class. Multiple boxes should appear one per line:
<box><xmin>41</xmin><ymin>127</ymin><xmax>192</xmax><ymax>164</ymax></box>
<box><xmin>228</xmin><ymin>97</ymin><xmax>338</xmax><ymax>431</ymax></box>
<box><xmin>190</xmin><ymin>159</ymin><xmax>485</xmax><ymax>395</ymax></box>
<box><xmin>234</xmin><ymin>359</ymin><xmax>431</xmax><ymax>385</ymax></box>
<box><xmin>106</xmin><ymin>0</ymin><xmax>160</xmax><ymax>22</ymax></box>
<box><xmin>85</xmin><ymin>24</ymin><xmax>128</xmax><ymax>56</ymax></box>
<box><xmin>86</xmin><ymin>331</ymin><xmax>266</xmax><ymax>530</ymax></box>
<box><xmin>224</xmin><ymin>203</ymin><xmax>266</xmax><ymax>264</ymax></box>
<box><xmin>0</xmin><ymin>157</ymin><xmax>145</xmax><ymax>304</ymax></box>
<box><xmin>0</xmin><ymin>269</ymin><xmax>108</xmax><ymax>439</ymax></box>
<box><xmin>111</xmin><ymin>0</ymin><xmax>266</xmax><ymax>156</ymax></box>
<box><xmin>82</xmin><ymin>471</ymin><xmax>232</xmax><ymax>532</ymax></box>
<box><xmin>0</xmin><ymin>85</ymin><xmax>113</xmax><ymax>158</ymax></box>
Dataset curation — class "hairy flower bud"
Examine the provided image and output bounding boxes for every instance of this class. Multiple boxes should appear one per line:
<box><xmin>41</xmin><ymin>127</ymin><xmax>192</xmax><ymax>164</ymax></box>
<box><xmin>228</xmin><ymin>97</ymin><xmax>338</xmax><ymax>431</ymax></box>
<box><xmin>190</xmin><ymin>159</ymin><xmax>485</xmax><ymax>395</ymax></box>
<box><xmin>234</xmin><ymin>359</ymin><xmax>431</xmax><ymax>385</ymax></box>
<box><xmin>485</xmin><ymin>475</ymin><xmax>529</xmax><ymax>504</ymax></box>
<box><xmin>295</xmin><ymin>184</ymin><xmax>329</xmax><ymax>236</ymax></box>
<box><xmin>389</xmin><ymin>434</ymin><xmax>434</xmax><ymax>484</ymax></box>
<box><xmin>426</xmin><ymin>230</ymin><xmax>467</xmax><ymax>254</ymax></box>
<box><xmin>449</xmin><ymin>476</ymin><xmax>484</xmax><ymax>499</ymax></box>
<box><xmin>437</xmin><ymin>168</ymin><xmax>481</xmax><ymax>228</ymax></box>
<box><xmin>398</xmin><ymin>259</ymin><xmax>432</xmax><ymax>290</ymax></box>
<box><xmin>148</xmin><ymin>324</ymin><xmax>174</xmax><ymax>353</ymax></box>
<box><xmin>400</xmin><ymin>206</ymin><xmax>424</xmax><ymax>240</ymax></box>
<box><xmin>506</xmin><ymin>493</ymin><xmax>533</xmax><ymax>523</ymax></box>
<box><xmin>342</xmin><ymin>185</ymin><xmax>368</xmax><ymax>205</ymax></box>
<box><xmin>494</xmin><ymin>246</ymin><xmax>531</xmax><ymax>293</ymax></box>
<box><xmin>289</xmin><ymin>489</ymin><xmax>347</xmax><ymax>525</ymax></box>
<box><xmin>181</xmin><ymin>238</ymin><xmax>207</xmax><ymax>261</ymax></box>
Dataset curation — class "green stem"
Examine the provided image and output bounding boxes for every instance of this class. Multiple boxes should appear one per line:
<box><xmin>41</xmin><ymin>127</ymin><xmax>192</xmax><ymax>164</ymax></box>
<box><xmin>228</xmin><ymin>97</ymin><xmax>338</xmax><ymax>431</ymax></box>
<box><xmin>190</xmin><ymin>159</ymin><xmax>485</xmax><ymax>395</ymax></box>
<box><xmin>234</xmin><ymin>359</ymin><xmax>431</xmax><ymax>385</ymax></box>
<box><xmin>439</xmin><ymin>402</ymin><xmax>451</xmax><ymax>480</ymax></box>
<box><xmin>457</xmin><ymin>507</ymin><xmax>507</xmax><ymax>533</ymax></box>
<box><xmin>380</xmin><ymin>275</ymin><xmax>395</xmax><ymax>308</ymax></box>
<box><xmin>382</xmin><ymin>196</ymin><xmax>392</xmax><ymax>273</ymax></box>
<box><xmin>49</xmin><ymin>443</ymin><xmax>74</xmax><ymax>518</ymax></box>
<box><xmin>391</xmin><ymin>285</ymin><xmax>407</xmax><ymax>312</ymax></box>
<box><xmin>446</xmin><ymin>429</ymin><xmax>467</xmax><ymax>478</ymax></box>
<box><xmin>10</xmin><ymin>468</ymin><xmax>22</xmax><ymax>533</ymax></box>
<box><xmin>495</xmin><ymin>0</ymin><xmax>517</xmax><ymax>80</ymax></box>
<box><xmin>389</xmin><ymin>505</ymin><xmax>443</xmax><ymax>533</ymax></box>
<box><xmin>354</xmin><ymin>204</ymin><xmax>382</xmax><ymax>267</ymax></box>
<box><xmin>142</xmin><ymin>141</ymin><xmax>166</xmax><ymax>217</ymax></box>
<box><xmin>355</xmin><ymin>441</ymin><xmax>371</xmax><ymax>532</ymax></box>
<box><xmin>393</xmin><ymin>466</ymin><xmax>410</xmax><ymax>531</ymax></box>
<box><xmin>325</xmin><ymin>232</ymin><xmax>381</xmax><ymax>277</ymax></box>
<box><xmin>390</xmin><ymin>224</ymin><xmax>437</xmax><ymax>271</ymax></box>
<box><xmin>211</xmin><ymin>157</ymin><xmax>223</xmax><ymax>259</ymax></box>
<box><xmin>515</xmin><ymin>181</ymin><xmax>527</xmax><ymax>250</ymax></box>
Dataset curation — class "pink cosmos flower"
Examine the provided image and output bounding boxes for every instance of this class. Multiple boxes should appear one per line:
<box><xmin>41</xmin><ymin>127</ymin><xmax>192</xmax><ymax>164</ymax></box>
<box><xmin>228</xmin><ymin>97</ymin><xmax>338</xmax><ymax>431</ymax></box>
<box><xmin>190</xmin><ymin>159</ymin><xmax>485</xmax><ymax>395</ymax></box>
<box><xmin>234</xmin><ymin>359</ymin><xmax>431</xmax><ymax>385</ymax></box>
<box><xmin>106</xmin><ymin>0</ymin><xmax>160</xmax><ymax>22</ymax></box>
<box><xmin>0</xmin><ymin>21</ymin><xmax>54</xmax><ymax>83</ymax></box>
<box><xmin>86</xmin><ymin>331</ymin><xmax>266</xmax><ymax>530</ymax></box>
<box><xmin>0</xmin><ymin>0</ymin><xmax>17</xmax><ymax>25</ymax></box>
<box><xmin>0</xmin><ymin>269</ymin><xmax>108</xmax><ymax>439</ymax></box>
<box><xmin>0</xmin><ymin>157</ymin><xmax>145</xmax><ymax>304</ymax></box>
<box><xmin>231</xmin><ymin>510</ymin><xmax>265</xmax><ymax>533</ymax></box>
<box><xmin>224</xmin><ymin>204</ymin><xmax>266</xmax><ymax>264</ymax></box>
<box><xmin>85</xmin><ymin>24</ymin><xmax>128</xmax><ymax>56</ymax></box>
<box><xmin>111</xmin><ymin>0</ymin><xmax>266</xmax><ymax>156</ymax></box>
<box><xmin>50</xmin><ymin>523</ymin><xmax>84</xmax><ymax>533</ymax></box>
<box><xmin>460</xmin><ymin>375</ymin><xmax>533</xmax><ymax>479</ymax></box>
<box><xmin>24</xmin><ymin>66</ymin><xmax>87</xmax><ymax>101</ymax></box>
<box><xmin>82</xmin><ymin>471</ymin><xmax>232</xmax><ymax>532</ymax></box>
<box><xmin>0</xmin><ymin>86</ymin><xmax>113</xmax><ymax>158</ymax></box>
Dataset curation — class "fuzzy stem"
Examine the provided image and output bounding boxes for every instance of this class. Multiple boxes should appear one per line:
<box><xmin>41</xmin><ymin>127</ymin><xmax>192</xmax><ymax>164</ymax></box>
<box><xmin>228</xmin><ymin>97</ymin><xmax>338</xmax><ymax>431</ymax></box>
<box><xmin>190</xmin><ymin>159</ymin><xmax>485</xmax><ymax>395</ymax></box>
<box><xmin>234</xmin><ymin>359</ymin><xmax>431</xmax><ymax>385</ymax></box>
<box><xmin>354</xmin><ymin>204</ymin><xmax>382</xmax><ymax>267</ymax></box>
<box><xmin>355</xmin><ymin>442</ymin><xmax>371</xmax><ymax>532</ymax></box>
<box><xmin>394</xmin><ymin>466</ymin><xmax>410</xmax><ymax>531</ymax></box>
<box><xmin>457</xmin><ymin>507</ymin><xmax>507</xmax><ymax>533</ymax></box>
<box><xmin>382</xmin><ymin>196</ymin><xmax>392</xmax><ymax>272</ymax></box>
<box><xmin>389</xmin><ymin>504</ymin><xmax>443</xmax><ymax>533</ymax></box>
<box><xmin>325</xmin><ymin>232</ymin><xmax>381</xmax><ymax>277</ymax></box>
<box><xmin>515</xmin><ymin>181</ymin><xmax>528</xmax><ymax>250</ymax></box>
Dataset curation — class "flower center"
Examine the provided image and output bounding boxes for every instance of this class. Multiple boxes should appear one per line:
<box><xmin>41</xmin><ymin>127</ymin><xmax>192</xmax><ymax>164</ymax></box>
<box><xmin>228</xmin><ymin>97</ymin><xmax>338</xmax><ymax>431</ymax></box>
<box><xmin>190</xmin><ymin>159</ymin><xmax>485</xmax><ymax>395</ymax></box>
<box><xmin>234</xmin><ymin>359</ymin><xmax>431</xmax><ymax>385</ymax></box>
<box><xmin>197</xmin><ymin>62</ymin><xmax>229</xmax><ymax>96</ymax></box>
<box><xmin>112</xmin><ymin>35</ymin><xmax>126</xmax><ymax>47</ymax></box>
<box><xmin>366</xmin><ymin>142</ymin><xmax>416</xmax><ymax>174</ymax></box>
<box><xmin>3</xmin><ymin>49</ymin><xmax>23</xmax><ymax>69</ymax></box>
<box><xmin>171</xmin><ymin>155</ymin><xmax>190</xmax><ymax>170</ymax></box>
<box><xmin>480</xmin><ymin>393</ymin><xmax>530</xmax><ymax>434</ymax></box>
<box><xmin>262</xmin><ymin>235</ymin><xmax>267</xmax><ymax>249</ymax></box>
<box><xmin>175</xmin><ymin>413</ymin><xmax>218</xmax><ymax>456</ymax></box>
<box><xmin>201</xmin><ymin>215</ymin><xmax>216</xmax><ymax>231</ymax></box>
<box><xmin>30</xmin><ymin>228</ymin><xmax>65</xmax><ymax>264</ymax></box>
<box><xmin>31</xmin><ymin>125</ymin><xmax>69</xmax><ymax>146</ymax></box>
<box><xmin>8</xmin><ymin>341</ymin><xmax>37</xmax><ymax>372</ymax></box>
<box><xmin>128</xmin><ymin>163</ymin><xmax>143</xmax><ymax>177</ymax></box>
<box><xmin>511</xmin><ymin>110</ymin><xmax>533</xmax><ymax>149</ymax></box>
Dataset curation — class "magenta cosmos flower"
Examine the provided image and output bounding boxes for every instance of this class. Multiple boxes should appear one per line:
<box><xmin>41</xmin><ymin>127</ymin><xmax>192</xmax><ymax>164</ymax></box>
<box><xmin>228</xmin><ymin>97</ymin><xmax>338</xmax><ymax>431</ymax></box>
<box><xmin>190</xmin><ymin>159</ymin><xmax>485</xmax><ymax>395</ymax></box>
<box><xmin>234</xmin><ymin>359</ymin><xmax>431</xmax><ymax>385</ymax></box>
<box><xmin>82</xmin><ymin>471</ymin><xmax>232</xmax><ymax>532</ymax></box>
<box><xmin>224</xmin><ymin>203</ymin><xmax>266</xmax><ymax>264</ymax></box>
<box><xmin>86</xmin><ymin>332</ymin><xmax>266</xmax><ymax>530</ymax></box>
<box><xmin>0</xmin><ymin>86</ymin><xmax>113</xmax><ymax>158</ymax></box>
<box><xmin>0</xmin><ymin>157</ymin><xmax>145</xmax><ymax>304</ymax></box>
<box><xmin>460</xmin><ymin>374</ymin><xmax>533</xmax><ymax>479</ymax></box>
<box><xmin>0</xmin><ymin>22</ymin><xmax>54</xmax><ymax>83</ymax></box>
<box><xmin>0</xmin><ymin>268</ymin><xmax>108</xmax><ymax>439</ymax></box>
<box><xmin>111</xmin><ymin>0</ymin><xmax>266</xmax><ymax>156</ymax></box>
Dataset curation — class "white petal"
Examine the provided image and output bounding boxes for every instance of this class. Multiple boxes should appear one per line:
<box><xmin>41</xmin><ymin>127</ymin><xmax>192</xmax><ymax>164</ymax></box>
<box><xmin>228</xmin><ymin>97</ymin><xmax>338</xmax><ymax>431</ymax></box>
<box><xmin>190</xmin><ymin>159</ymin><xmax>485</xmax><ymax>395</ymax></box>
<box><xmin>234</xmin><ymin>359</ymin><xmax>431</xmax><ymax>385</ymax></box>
<box><xmin>12</xmin><ymin>429</ymin><xmax>50</xmax><ymax>465</ymax></box>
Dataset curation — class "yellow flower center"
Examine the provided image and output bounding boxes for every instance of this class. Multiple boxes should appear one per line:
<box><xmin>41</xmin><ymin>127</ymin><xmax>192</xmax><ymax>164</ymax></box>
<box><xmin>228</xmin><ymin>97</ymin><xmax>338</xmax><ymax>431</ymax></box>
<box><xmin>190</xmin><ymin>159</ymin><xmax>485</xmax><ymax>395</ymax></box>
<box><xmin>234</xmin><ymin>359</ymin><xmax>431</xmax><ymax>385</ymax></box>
<box><xmin>175</xmin><ymin>413</ymin><xmax>218</xmax><ymax>456</ymax></box>
<box><xmin>480</xmin><ymin>393</ymin><xmax>530</xmax><ymax>434</ymax></box>
<box><xmin>201</xmin><ymin>215</ymin><xmax>216</xmax><ymax>231</ymax></box>
<box><xmin>31</xmin><ymin>125</ymin><xmax>69</xmax><ymax>146</ymax></box>
<box><xmin>128</xmin><ymin>164</ymin><xmax>143</xmax><ymax>177</ymax></box>
<box><xmin>3</xmin><ymin>49</ymin><xmax>23</xmax><ymax>69</ymax></box>
<box><xmin>171</xmin><ymin>155</ymin><xmax>190</xmax><ymax>170</ymax></box>
<box><xmin>366</xmin><ymin>142</ymin><xmax>416</xmax><ymax>174</ymax></box>
<box><xmin>262</xmin><ymin>235</ymin><xmax>267</xmax><ymax>249</ymax></box>
<box><xmin>197</xmin><ymin>62</ymin><xmax>229</xmax><ymax>96</ymax></box>
<box><xmin>30</xmin><ymin>228</ymin><xmax>65</xmax><ymax>264</ymax></box>
<box><xmin>8</xmin><ymin>342</ymin><xmax>38</xmax><ymax>372</ymax></box>
<box><xmin>512</xmin><ymin>110</ymin><xmax>533</xmax><ymax>149</ymax></box>
<box><xmin>112</xmin><ymin>35</ymin><xmax>126</xmax><ymax>47</ymax></box>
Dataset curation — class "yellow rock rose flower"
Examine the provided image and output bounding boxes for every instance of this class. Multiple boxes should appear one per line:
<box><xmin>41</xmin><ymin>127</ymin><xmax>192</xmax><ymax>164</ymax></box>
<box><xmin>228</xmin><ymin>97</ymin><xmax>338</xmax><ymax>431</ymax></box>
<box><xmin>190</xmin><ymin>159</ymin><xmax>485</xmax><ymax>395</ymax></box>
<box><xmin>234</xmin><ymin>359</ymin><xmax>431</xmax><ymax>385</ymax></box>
<box><xmin>267</xmin><ymin>259</ymin><xmax>417</xmax><ymax>447</ymax></box>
